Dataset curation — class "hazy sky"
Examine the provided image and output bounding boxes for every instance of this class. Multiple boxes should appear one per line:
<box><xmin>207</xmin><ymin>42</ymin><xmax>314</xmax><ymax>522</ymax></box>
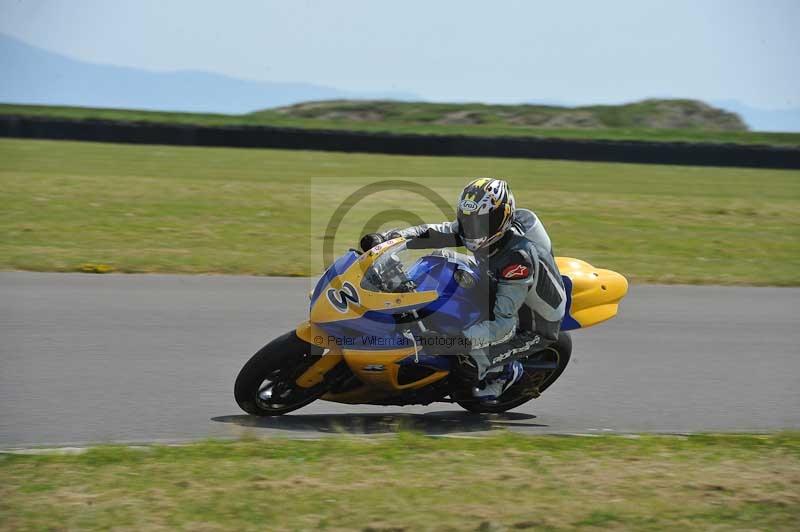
<box><xmin>2</xmin><ymin>0</ymin><xmax>798</xmax><ymax>109</ymax></box>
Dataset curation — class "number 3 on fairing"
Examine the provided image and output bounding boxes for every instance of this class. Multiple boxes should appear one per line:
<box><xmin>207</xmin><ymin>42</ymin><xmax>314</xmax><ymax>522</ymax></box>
<box><xmin>326</xmin><ymin>281</ymin><xmax>359</xmax><ymax>312</ymax></box>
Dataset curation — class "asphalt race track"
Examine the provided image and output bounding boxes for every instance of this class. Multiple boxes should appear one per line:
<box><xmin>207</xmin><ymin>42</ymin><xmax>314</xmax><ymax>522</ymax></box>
<box><xmin>1</xmin><ymin>272</ymin><xmax>798</xmax><ymax>448</ymax></box>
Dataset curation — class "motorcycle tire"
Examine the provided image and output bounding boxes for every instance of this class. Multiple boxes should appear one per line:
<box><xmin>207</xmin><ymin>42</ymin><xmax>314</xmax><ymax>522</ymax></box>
<box><xmin>234</xmin><ymin>330</ymin><xmax>330</xmax><ymax>416</ymax></box>
<box><xmin>457</xmin><ymin>331</ymin><xmax>572</xmax><ymax>414</ymax></box>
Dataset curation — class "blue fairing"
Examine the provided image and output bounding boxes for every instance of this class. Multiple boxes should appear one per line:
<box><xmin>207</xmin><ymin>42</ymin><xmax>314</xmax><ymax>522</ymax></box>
<box><xmin>310</xmin><ymin>251</ymin><xmax>359</xmax><ymax>310</ymax></box>
<box><xmin>406</xmin><ymin>255</ymin><xmax>486</xmax><ymax>335</ymax></box>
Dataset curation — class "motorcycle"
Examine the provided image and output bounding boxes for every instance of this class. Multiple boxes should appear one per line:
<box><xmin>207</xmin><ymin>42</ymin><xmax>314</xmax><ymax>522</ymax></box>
<box><xmin>235</xmin><ymin>237</ymin><xmax>628</xmax><ymax>415</ymax></box>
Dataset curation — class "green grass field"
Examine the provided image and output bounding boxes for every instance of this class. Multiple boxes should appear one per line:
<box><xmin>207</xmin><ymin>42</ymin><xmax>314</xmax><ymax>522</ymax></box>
<box><xmin>1</xmin><ymin>138</ymin><xmax>798</xmax><ymax>284</ymax></box>
<box><xmin>4</xmin><ymin>102</ymin><xmax>800</xmax><ymax>147</ymax></box>
<box><xmin>2</xmin><ymin>433</ymin><xmax>798</xmax><ymax>531</ymax></box>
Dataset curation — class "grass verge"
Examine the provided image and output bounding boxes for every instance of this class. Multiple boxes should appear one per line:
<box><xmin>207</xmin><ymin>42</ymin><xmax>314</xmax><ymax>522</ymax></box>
<box><xmin>3</xmin><ymin>102</ymin><xmax>800</xmax><ymax>147</ymax></box>
<box><xmin>1</xmin><ymin>138</ymin><xmax>799</xmax><ymax>284</ymax></box>
<box><xmin>1</xmin><ymin>432</ymin><xmax>799</xmax><ymax>530</ymax></box>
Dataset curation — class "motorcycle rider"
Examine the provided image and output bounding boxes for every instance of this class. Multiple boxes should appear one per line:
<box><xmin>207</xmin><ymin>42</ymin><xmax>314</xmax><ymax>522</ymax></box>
<box><xmin>360</xmin><ymin>178</ymin><xmax>566</xmax><ymax>402</ymax></box>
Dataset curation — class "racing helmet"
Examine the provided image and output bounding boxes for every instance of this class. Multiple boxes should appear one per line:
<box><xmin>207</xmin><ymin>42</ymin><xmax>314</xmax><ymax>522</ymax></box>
<box><xmin>456</xmin><ymin>178</ymin><xmax>516</xmax><ymax>252</ymax></box>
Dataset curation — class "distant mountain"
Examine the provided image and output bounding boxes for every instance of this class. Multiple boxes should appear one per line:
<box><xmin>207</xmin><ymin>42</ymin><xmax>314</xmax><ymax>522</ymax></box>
<box><xmin>0</xmin><ymin>34</ymin><xmax>417</xmax><ymax>113</ymax></box>
<box><xmin>713</xmin><ymin>100</ymin><xmax>800</xmax><ymax>133</ymax></box>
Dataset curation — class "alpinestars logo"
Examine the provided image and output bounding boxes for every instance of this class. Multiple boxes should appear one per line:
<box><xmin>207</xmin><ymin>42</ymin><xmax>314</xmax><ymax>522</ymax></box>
<box><xmin>326</xmin><ymin>281</ymin><xmax>359</xmax><ymax>312</ymax></box>
<box><xmin>491</xmin><ymin>335</ymin><xmax>541</xmax><ymax>364</ymax></box>
<box><xmin>501</xmin><ymin>263</ymin><xmax>530</xmax><ymax>280</ymax></box>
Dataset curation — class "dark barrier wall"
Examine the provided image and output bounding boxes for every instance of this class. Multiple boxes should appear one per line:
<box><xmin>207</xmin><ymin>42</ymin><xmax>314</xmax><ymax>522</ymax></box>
<box><xmin>1</xmin><ymin>115</ymin><xmax>799</xmax><ymax>169</ymax></box>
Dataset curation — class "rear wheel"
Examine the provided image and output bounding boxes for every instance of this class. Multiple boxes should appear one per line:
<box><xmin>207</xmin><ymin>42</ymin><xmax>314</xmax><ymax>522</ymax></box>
<box><xmin>457</xmin><ymin>331</ymin><xmax>572</xmax><ymax>414</ymax></box>
<box><xmin>234</xmin><ymin>331</ymin><xmax>329</xmax><ymax>416</ymax></box>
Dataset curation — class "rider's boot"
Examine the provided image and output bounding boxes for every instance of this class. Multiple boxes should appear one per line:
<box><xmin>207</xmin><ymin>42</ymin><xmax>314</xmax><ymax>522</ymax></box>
<box><xmin>471</xmin><ymin>360</ymin><xmax>524</xmax><ymax>403</ymax></box>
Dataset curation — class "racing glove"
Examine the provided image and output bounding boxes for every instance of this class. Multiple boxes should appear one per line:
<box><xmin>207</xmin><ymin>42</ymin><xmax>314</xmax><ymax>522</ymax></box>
<box><xmin>416</xmin><ymin>330</ymin><xmax>472</xmax><ymax>356</ymax></box>
<box><xmin>360</xmin><ymin>233</ymin><xmax>386</xmax><ymax>252</ymax></box>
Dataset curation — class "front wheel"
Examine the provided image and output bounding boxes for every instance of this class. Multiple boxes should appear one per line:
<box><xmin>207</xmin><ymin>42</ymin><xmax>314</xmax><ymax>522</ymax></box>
<box><xmin>457</xmin><ymin>331</ymin><xmax>572</xmax><ymax>414</ymax></box>
<box><xmin>234</xmin><ymin>331</ymin><xmax>329</xmax><ymax>416</ymax></box>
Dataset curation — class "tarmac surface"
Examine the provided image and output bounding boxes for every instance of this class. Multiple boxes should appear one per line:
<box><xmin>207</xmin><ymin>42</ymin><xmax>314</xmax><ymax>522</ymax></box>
<box><xmin>1</xmin><ymin>272</ymin><xmax>798</xmax><ymax>448</ymax></box>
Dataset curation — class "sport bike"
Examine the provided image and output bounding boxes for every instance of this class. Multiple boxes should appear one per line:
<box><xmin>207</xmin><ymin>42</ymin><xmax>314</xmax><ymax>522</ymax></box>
<box><xmin>235</xmin><ymin>238</ymin><xmax>627</xmax><ymax>415</ymax></box>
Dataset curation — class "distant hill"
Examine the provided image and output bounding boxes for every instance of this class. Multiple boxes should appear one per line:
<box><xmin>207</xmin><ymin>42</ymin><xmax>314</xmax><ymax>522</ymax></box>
<box><xmin>0</xmin><ymin>34</ymin><xmax>416</xmax><ymax>113</ymax></box>
<box><xmin>267</xmin><ymin>99</ymin><xmax>749</xmax><ymax>131</ymax></box>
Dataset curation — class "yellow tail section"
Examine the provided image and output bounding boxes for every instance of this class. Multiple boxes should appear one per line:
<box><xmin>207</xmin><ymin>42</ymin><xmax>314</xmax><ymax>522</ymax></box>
<box><xmin>556</xmin><ymin>257</ymin><xmax>628</xmax><ymax>329</ymax></box>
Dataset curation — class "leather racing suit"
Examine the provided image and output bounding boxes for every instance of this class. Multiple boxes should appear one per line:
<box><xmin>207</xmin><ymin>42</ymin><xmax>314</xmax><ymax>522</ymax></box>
<box><xmin>384</xmin><ymin>208</ymin><xmax>567</xmax><ymax>381</ymax></box>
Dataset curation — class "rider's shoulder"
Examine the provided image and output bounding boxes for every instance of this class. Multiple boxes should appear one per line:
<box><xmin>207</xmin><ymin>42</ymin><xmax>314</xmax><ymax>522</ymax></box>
<box><xmin>512</xmin><ymin>208</ymin><xmax>552</xmax><ymax>254</ymax></box>
<box><xmin>513</xmin><ymin>208</ymin><xmax>539</xmax><ymax>227</ymax></box>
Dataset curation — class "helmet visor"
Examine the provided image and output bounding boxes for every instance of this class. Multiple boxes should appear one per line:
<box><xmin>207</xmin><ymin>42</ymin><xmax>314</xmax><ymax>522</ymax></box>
<box><xmin>458</xmin><ymin>213</ymin><xmax>492</xmax><ymax>241</ymax></box>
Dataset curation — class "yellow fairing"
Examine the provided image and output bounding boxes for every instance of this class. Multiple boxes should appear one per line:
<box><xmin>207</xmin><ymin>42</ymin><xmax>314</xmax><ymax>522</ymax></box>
<box><xmin>294</xmin><ymin>321</ymin><xmax>344</xmax><ymax>388</ymax></box>
<box><xmin>343</xmin><ymin>347</ymin><xmax>448</xmax><ymax>390</ymax></box>
<box><xmin>295</xmin><ymin>320</ymin><xmax>448</xmax><ymax>396</ymax></box>
<box><xmin>309</xmin><ymin>238</ymin><xmax>439</xmax><ymax>324</ymax></box>
<box><xmin>556</xmin><ymin>257</ymin><xmax>628</xmax><ymax>328</ymax></box>
<box><xmin>320</xmin><ymin>347</ymin><xmax>449</xmax><ymax>404</ymax></box>
<box><xmin>296</xmin><ymin>321</ymin><xmax>336</xmax><ymax>349</ymax></box>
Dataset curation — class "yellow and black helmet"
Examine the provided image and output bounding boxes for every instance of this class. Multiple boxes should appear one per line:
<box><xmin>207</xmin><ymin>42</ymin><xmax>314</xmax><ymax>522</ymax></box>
<box><xmin>456</xmin><ymin>178</ymin><xmax>516</xmax><ymax>252</ymax></box>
